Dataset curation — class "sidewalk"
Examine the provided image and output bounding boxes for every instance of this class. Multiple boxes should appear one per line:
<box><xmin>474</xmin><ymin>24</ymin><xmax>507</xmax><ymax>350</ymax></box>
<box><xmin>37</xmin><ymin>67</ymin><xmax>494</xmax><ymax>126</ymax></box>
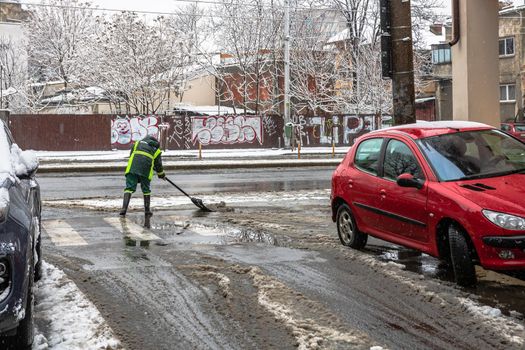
<box><xmin>37</xmin><ymin>147</ymin><xmax>349</xmax><ymax>173</ymax></box>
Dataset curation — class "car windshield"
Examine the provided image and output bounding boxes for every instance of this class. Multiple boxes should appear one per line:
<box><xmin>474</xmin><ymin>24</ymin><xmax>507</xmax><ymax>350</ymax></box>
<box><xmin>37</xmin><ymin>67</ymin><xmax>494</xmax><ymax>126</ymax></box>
<box><xmin>515</xmin><ymin>125</ymin><xmax>525</xmax><ymax>132</ymax></box>
<box><xmin>416</xmin><ymin>129</ymin><xmax>525</xmax><ymax>181</ymax></box>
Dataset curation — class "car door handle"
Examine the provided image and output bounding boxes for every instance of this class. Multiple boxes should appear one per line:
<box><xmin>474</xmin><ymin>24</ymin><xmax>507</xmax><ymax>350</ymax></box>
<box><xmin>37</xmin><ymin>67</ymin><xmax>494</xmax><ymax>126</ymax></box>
<box><xmin>347</xmin><ymin>179</ymin><xmax>354</xmax><ymax>188</ymax></box>
<box><xmin>380</xmin><ymin>189</ymin><xmax>387</xmax><ymax>198</ymax></box>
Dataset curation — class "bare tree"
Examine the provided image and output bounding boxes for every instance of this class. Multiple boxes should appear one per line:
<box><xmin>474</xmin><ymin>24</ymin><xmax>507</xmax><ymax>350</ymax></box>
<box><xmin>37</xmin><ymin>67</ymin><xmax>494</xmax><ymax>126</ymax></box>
<box><xmin>92</xmin><ymin>12</ymin><xmax>192</xmax><ymax>115</ymax></box>
<box><xmin>208</xmin><ymin>0</ymin><xmax>283</xmax><ymax>114</ymax></box>
<box><xmin>25</xmin><ymin>0</ymin><xmax>96</xmax><ymax>88</ymax></box>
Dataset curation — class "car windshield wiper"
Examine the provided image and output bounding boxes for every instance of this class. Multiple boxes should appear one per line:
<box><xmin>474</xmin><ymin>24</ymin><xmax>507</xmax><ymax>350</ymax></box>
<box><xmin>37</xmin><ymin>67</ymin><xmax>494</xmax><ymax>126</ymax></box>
<box><xmin>457</xmin><ymin>168</ymin><xmax>525</xmax><ymax>181</ymax></box>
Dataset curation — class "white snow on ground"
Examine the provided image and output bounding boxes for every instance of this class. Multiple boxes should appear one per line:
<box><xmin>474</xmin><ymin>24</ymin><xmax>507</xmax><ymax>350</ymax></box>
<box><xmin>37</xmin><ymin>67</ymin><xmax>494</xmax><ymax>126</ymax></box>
<box><xmin>33</xmin><ymin>261</ymin><xmax>121</xmax><ymax>350</ymax></box>
<box><xmin>44</xmin><ymin>189</ymin><xmax>331</xmax><ymax>210</ymax></box>
<box><xmin>36</xmin><ymin>147</ymin><xmax>350</xmax><ymax>162</ymax></box>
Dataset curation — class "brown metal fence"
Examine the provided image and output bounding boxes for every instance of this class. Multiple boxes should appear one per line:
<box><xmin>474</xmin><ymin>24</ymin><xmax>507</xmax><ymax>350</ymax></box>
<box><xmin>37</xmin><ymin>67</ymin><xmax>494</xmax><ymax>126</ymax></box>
<box><xmin>8</xmin><ymin>113</ymin><xmax>381</xmax><ymax>151</ymax></box>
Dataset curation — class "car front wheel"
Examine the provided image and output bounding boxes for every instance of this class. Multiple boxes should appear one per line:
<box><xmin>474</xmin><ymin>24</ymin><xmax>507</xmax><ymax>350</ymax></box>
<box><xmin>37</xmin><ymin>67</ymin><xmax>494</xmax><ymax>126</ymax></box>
<box><xmin>336</xmin><ymin>204</ymin><xmax>367</xmax><ymax>249</ymax></box>
<box><xmin>448</xmin><ymin>223</ymin><xmax>477</xmax><ymax>287</ymax></box>
<box><xmin>16</xmin><ymin>260</ymin><xmax>34</xmax><ymax>349</ymax></box>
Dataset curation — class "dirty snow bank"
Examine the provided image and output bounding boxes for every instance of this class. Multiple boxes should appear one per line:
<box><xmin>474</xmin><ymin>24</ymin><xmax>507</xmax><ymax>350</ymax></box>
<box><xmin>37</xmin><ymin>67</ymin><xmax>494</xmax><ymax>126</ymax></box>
<box><xmin>33</xmin><ymin>261</ymin><xmax>121</xmax><ymax>350</ymax></box>
<box><xmin>44</xmin><ymin>190</ymin><xmax>331</xmax><ymax>210</ymax></box>
<box><xmin>352</xmin><ymin>253</ymin><xmax>525</xmax><ymax>346</ymax></box>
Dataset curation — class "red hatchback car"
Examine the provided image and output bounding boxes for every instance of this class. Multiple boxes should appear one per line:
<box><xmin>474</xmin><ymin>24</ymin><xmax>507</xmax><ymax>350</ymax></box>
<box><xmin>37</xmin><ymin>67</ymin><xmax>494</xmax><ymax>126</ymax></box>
<box><xmin>331</xmin><ymin>121</ymin><xmax>525</xmax><ymax>286</ymax></box>
<box><xmin>501</xmin><ymin>122</ymin><xmax>525</xmax><ymax>142</ymax></box>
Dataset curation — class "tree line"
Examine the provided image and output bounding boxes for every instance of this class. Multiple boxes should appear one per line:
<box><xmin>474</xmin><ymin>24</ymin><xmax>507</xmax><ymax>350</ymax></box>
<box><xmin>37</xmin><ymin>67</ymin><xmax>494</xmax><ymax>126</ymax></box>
<box><xmin>0</xmin><ymin>0</ymin><xmax>442</xmax><ymax>115</ymax></box>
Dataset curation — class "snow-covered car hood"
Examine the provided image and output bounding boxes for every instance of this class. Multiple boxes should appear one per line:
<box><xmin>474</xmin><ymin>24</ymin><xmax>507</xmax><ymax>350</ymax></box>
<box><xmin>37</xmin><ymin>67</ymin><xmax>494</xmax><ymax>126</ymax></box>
<box><xmin>445</xmin><ymin>174</ymin><xmax>525</xmax><ymax>217</ymax></box>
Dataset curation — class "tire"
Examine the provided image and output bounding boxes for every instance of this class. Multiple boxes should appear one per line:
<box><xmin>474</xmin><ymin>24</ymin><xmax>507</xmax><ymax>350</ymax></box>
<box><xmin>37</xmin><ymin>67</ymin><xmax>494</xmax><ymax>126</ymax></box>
<box><xmin>336</xmin><ymin>204</ymin><xmax>367</xmax><ymax>249</ymax></box>
<box><xmin>448</xmin><ymin>223</ymin><xmax>477</xmax><ymax>287</ymax></box>
<box><xmin>16</xmin><ymin>260</ymin><xmax>34</xmax><ymax>349</ymax></box>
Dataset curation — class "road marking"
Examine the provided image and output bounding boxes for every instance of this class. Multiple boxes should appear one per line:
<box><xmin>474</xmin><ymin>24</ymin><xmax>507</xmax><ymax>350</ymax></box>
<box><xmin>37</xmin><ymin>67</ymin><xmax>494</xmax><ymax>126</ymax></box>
<box><xmin>104</xmin><ymin>217</ymin><xmax>161</xmax><ymax>241</ymax></box>
<box><xmin>44</xmin><ymin>220</ymin><xmax>88</xmax><ymax>247</ymax></box>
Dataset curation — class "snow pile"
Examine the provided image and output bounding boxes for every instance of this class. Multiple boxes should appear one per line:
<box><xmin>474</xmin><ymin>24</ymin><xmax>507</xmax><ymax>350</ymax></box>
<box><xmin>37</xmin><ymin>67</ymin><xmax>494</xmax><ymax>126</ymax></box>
<box><xmin>33</xmin><ymin>261</ymin><xmax>121</xmax><ymax>350</ymax></box>
<box><xmin>10</xmin><ymin>144</ymin><xmax>38</xmax><ymax>177</ymax></box>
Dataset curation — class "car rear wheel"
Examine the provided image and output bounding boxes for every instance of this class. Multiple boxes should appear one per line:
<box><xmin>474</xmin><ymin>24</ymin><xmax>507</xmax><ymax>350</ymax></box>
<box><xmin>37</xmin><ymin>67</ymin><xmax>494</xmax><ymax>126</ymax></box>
<box><xmin>336</xmin><ymin>204</ymin><xmax>367</xmax><ymax>249</ymax></box>
<box><xmin>448</xmin><ymin>223</ymin><xmax>477</xmax><ymax>287</ymax></box>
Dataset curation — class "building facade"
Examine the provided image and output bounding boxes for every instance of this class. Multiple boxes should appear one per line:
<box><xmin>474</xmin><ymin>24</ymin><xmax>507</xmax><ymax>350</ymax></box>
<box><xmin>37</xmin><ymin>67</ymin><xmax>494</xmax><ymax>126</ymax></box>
<box><xmin>432</xmin><ymin>5</ymin><xmax>525</xmax><ymax>122</ymax></box>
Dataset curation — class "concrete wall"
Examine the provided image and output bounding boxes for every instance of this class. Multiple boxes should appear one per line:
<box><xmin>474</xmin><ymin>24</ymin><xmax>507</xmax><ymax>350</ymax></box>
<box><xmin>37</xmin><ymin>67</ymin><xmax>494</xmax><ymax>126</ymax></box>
<box><xmin>452</xmin><ymin>0</ymin><xmax>500</xmax><ymax>126</ymax></box>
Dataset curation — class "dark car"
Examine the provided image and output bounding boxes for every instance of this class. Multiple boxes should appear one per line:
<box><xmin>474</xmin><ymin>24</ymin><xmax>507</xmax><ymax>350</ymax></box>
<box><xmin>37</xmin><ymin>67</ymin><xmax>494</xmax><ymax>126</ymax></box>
<box><xmin>0</xmin><ymin>120</ymin><xmax>41</xmax><ymax>349</ymax></box>
<box><xmin>501</xmin><ymin>122</ymin><xmax>525</xmax><ymax>142</ymax></box>
<box><xmin>331</xmin><ymin>121</ymin><xmax>525</xmax><ymax>287</ymax></box>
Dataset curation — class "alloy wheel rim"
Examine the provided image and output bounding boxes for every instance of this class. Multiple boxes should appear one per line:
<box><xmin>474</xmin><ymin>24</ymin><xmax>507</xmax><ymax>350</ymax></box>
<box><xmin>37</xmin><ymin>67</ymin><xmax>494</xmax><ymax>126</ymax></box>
<box><xmin>339</xmin><ymin>210</ymin><xmax>354</xmax><ymax>244</ymax></box>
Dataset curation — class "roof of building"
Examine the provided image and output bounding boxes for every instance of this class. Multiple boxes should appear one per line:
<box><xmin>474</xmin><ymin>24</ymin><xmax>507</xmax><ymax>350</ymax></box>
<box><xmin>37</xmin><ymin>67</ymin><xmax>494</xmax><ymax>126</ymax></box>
<box><xmin>173</xmin><ymin>104</ymin><xmax>255</xmax><ymax>116</ymax></box>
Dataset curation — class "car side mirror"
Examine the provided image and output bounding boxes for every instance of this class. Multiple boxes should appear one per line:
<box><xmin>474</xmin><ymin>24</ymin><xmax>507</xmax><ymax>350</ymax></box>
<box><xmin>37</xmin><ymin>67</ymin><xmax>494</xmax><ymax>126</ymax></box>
<box><xmin>396</xmin><ymin>173</ymin><xmax>424</xmax><ymax>190</ymax></box>
<box><xmin>11</xmin><ymin>145</ymin><xmax>39</xmax><ymax>179</ymax></box>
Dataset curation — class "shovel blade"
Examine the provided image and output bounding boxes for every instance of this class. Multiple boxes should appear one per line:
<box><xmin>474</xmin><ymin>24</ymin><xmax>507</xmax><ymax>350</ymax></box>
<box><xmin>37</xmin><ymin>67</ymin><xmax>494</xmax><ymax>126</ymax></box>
<box><xmin>191</xmin><ymin>197</ymin><xmax>213</xmax><ymax>212</ymax></box>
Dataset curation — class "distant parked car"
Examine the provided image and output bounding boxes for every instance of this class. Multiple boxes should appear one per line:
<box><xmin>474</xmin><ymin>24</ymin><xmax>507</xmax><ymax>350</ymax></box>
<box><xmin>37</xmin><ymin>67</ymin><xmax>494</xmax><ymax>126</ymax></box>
<box><xmin>501</xmin><ymin>122</ymin><xmax>525</xmax><ymax>142</ymax></box>
<box><xmin>0</xmin><ymin>120</ymin><xmax>41</xmax><ymax>349</ymax></box>
<box><xmin>331</xmin><ymin>121</ymin><xmax>525</xmax><ymax>286</ymax></box>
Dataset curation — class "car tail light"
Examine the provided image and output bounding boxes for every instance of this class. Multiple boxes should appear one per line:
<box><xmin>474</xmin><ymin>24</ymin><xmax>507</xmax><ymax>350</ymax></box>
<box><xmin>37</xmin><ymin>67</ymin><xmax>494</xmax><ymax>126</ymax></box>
<box><xmin>0</xmin><ymin>188</ymin><xmax>9</xmax><ymax>223</ymax></box>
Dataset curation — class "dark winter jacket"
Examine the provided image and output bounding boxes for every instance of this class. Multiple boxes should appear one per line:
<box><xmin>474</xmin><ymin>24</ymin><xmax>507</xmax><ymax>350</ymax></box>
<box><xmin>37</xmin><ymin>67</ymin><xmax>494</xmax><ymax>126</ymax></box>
<box><xmin>125</xmin><ymin>136</ymin><xmax>164</xmax><ymax>180</ymax></box>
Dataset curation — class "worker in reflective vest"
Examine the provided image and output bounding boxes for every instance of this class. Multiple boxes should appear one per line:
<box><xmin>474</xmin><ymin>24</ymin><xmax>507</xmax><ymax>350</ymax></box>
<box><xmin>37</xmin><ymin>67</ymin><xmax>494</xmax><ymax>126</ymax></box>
<box><xmin>120</xmin><ymin>135</ymin><xmax>165</xmax><ymax>217</ymax></box>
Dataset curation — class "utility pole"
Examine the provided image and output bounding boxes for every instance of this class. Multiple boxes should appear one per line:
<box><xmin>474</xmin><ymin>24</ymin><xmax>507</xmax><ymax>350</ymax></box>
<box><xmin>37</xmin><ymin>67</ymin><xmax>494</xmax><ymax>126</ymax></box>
<box><xmin>283</xmin><ymin>0</ymin><xmax>290</xmax><ymax>125</ymax></box>
<box><xmin>385</xmin><ymin>0</ymin><xmax>416</xmax><ymax>125</ymax></box>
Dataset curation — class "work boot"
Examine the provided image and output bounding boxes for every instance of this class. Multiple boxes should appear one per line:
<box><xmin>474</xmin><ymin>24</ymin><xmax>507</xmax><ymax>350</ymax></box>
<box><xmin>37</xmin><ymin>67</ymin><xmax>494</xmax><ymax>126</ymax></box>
<box><xmin>119</xmin><ymin>193</ymin><xmax>132</xmax><ymax>216</ymax></box>
<box><xmin>144</xmin><ymin>195</ymin><xmax>153</xmax><ymax>217</ymax></box>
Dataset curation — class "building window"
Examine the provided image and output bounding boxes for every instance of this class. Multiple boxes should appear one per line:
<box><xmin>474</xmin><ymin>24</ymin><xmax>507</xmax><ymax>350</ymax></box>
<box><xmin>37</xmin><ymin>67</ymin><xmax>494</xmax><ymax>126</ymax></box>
<box><xmin>499</xmin><ymin>37</ymin><xmax>514</xmax><ymax>57</ymax></box>
<box><xmin>431</xmin><ymin>44</ymin><xmax>451</xmax><ymax>64</ymax></box>
<box><xmin>500</xmin><ymin>84</ymin><xmax>516</xmax><ymax>102</ymax></box>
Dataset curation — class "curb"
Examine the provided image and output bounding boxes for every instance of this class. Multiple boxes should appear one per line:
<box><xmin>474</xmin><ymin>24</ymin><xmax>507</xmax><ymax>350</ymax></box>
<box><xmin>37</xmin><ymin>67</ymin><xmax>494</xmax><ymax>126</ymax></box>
<box><xmin>38</xmin><ymin>159</ymin><xmax>343</xmax><ymax>173</ymax></box>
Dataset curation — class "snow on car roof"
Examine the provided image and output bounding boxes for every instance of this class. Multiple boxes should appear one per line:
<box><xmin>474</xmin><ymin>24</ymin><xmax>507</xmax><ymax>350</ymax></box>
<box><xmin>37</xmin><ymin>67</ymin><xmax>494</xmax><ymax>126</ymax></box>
<box><xmin>373</xmin><ymin>120</ymin><xmax>493</xmax><ymax>139</ymax></box>
<box><xmin>0</xmin><ymin>120</ymin><xmax>12</xmax><ymax>177</ymax></box>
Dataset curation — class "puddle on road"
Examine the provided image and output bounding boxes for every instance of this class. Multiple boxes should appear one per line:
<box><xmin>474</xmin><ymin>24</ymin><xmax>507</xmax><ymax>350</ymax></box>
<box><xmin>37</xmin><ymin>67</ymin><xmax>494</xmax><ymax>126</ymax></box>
<box><xmin>146</xmin><ymin>214</ymin><xmax>281</xmax><ymax>247</ymax></box>
<box><xmin>367</xmin><ymin>242</ymin><xmax>525</xmax><ymax>317</ymax></box>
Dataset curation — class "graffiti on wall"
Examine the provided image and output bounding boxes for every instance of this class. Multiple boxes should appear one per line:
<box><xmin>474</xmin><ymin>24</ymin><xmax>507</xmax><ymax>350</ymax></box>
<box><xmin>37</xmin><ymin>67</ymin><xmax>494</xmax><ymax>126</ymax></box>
<box><xmin>262</xmin><ymin>115</ymin><xmax>278</xmax><ymax>137</ymax></box>
<box><xmin>341</xmin><ymin>115</ymin><xmax>374</xmax><ymax>144</ymax></box>
<box><xmin>291</xmin><ymin>114</ymin><xmax>378</xmax><ymax>146</ymax></box>
<box><xmin>111</xmin><ymin>115</ymin><xmax>160</xmax><ymax>145</ymax></box>
<box><xmin>192</xmin><ymin>115</ymin><xmax>263</xmax><ymax>146</ymax></box>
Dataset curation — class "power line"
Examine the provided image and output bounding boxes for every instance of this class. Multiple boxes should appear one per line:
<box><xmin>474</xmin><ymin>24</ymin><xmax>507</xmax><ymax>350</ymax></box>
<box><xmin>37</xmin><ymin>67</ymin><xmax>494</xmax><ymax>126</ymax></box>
<box><xmin>19</xmin><ymin>1</ymin><xmax>451</xmax><ymax>22</ymax></box>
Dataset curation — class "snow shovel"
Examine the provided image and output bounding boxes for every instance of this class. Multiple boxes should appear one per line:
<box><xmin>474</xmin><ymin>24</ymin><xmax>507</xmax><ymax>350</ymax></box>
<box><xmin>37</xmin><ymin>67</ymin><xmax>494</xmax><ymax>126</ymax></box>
<box><xmin>165</xmin><ymin>177</ymin><xmax>213</xmax><ymax>212</ymax></box>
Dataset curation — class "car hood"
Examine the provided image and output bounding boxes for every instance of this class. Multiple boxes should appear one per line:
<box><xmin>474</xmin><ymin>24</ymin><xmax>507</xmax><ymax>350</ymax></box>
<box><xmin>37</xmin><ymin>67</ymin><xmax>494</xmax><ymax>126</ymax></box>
<box><xmin>443</xmin><ymin>174</ymin><xmax>525</xmax><ymax>216</ymax></box>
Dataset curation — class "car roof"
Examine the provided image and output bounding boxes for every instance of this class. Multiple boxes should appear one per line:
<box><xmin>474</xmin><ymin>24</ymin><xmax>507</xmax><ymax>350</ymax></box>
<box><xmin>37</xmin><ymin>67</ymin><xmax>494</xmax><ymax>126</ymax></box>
<box><xmin>369</xmin><ymin>120</ymin><xmax>494</xmax><ymax>140</ymax></box>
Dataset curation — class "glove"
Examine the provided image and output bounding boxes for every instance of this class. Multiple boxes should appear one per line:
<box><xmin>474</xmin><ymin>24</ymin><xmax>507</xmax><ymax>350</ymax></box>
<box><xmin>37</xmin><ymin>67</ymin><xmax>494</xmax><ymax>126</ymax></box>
<box><xmin>158</xmin><ymin>173</ymin><xmax>166</xmax><ymax>179</ymax></box>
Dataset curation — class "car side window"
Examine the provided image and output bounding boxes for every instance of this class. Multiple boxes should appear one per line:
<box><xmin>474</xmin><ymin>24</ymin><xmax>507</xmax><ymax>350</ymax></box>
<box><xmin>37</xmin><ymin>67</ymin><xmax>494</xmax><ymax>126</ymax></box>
<box><xmin>383</xmin><ymin>139</ymin><xmax>425</xmax><ymax>180</ymax></box>
<box><xmin>354</xmin><ymin>138</ymin><xmax>383</xmax><ymax>175</ymax></box>
<box><xmin>501</xmin><ymin>124</ymin><xmax>510</xmax><ymax>132</ymax></box>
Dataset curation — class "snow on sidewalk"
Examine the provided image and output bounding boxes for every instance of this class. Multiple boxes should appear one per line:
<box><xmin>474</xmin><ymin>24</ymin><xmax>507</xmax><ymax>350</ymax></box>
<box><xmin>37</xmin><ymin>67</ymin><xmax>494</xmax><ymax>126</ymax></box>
<box><xmin>33</xmin><ymin>262</ymin><xmax>121</xmax><ymax>350</ymax></box>
<box><xmin>36</xmin><ymin>147</ymin><xmax>350</xmax><ymax>162</ymax></box>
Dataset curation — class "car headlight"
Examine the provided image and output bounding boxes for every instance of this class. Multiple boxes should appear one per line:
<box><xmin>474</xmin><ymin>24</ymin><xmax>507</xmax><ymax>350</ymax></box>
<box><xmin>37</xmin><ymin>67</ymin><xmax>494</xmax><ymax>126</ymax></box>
<box><xmin>482</xmin><ymin>210</ymin><xmax>525</xmax><ymax>230</ymax></box>
<box><xmin>0</xmin><ymin>189</ymin><xmax>9</xmax><ymax>223</ymax></box>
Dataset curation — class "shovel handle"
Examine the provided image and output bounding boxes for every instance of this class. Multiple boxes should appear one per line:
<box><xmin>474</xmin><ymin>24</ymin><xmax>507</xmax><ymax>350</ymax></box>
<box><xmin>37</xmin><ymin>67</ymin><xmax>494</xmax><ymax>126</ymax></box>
<box><xmin>165</xmin><ymin>177</ymin><xmax>190</xmax><ymax>198</ymax></box>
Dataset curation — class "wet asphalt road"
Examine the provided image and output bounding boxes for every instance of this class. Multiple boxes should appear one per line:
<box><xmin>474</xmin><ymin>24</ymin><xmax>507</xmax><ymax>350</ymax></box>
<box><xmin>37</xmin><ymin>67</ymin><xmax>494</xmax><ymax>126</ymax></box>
<box><xmin>38</xmin><ymin>167</ymin><xmax>333</xmax><ymax>200</ymax></box>
<box><xmin>38</xmin><ymin>167</ymin><xmax>525</xmax><ymax>349</ymax></box>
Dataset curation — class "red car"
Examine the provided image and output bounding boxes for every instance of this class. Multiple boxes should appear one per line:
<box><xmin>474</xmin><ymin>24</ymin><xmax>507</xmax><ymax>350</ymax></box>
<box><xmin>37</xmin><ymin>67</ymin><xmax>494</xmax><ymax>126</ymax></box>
<box><xmin>501</xmin><ymin>122</ymin><xmax>525</xmax><ymax>142</ymax></box>
<box><xmin>331</xmin><ymin>121</ymin><xmax>525</xmax><ymax>286</ymax></box>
